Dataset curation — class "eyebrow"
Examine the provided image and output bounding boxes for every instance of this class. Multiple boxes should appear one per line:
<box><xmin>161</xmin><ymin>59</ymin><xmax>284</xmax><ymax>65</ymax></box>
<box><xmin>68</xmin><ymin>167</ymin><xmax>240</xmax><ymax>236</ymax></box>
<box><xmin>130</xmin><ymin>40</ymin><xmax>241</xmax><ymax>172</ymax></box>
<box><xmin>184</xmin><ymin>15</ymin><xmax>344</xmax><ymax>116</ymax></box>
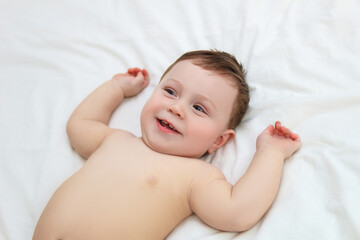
<box><xmin>166</xmin><ymin>78</ymin><xmax>217</xmax><ymax>111</ymax></box>
<box><xmin>196</xmin><ymin>94</ymin><xmax>217</xmax><ymax>112</ymax></box>
<box><xmin>165</xmin><ymin>78</ymin><xmax>182</xmax><ymax>88</ymax></box>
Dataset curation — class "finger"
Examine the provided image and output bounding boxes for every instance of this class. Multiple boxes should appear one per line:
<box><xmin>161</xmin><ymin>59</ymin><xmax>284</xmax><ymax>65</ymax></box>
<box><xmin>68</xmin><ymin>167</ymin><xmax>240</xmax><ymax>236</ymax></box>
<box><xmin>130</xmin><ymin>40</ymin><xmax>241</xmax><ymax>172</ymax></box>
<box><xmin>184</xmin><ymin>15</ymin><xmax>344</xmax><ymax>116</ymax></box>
<box><xmin>274</xmin><ymin>122</ymin><xmax>284</xmax><ymax>137</ymax></box>
<box><xmin>128</xmin><ymin>68</ymin><xmax>135</xmax><ymax>74</ymax></box>
<box><xmin>279</xmin><ymin>124</ymin><xmax>300</xmax><ymax>141</ymax></box>
<box><xmin>142</xmin><ymin>69</ymin><xmax>150</xmax><ymax>83</ymax></box>
<box><xmin>134</xmin><ymin>68</ymin><xmax>141</xmax><ymax>74</ymax></box>
<box><xmin>281</xmin><ymin>125</ymin><xmax>300</xmax><ymax>140</ymax></box>
<box><xmin>290</xmin><ymin>133</ymin><xmax>301</xmax><ymax>142</ymax></box>
<box><xmin>128</xmin><ymin>68</ymin><xmax>142</xmax><ymax>75</ymax></box>
<box><xmin>262</xmin><ymin>124</ymin><xmax>274</xmax><ymax>135</ymax></box>
<box><xmin>275</xmin><ymin>130</ymin><xmax>285</xmax><ymax>137</ymax></box>
<box><xmin>142</xmin><ymin>69</ymin><xmax>148</xmax><ymax>77</ymax></box>
<box><xmin>280</xmin><ymin>126</ymin><xmax>292</xmax><ymax>136</ymax></box>
<box><xmin>134</xmin><ymin>72</ymin><xmax>148</xmax><ymax>88</ymax></box>
<box><xmin>276</xmin><ymin>122</ymin><xmax>295</xmax><ymax>138</ymax></box>
<box><xmin>275</xmin><ymin>121</ymin><xmax>281</xmax><ymax>131</ymax></box>
<box><xmin>135</xmin><ymin>71</ymin><xmax>144</xmax><ymax>80</ymax></box>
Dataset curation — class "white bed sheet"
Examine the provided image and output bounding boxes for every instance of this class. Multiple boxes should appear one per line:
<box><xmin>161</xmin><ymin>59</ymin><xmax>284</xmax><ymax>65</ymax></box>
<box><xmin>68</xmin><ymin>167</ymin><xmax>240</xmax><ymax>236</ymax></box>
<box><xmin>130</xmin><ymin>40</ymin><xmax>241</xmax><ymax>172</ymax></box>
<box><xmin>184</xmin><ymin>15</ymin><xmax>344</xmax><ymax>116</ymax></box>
<box><xmin>1</xmin><ymin>0</ymin><xmax>359</xmax><ymax>239</ymax></box>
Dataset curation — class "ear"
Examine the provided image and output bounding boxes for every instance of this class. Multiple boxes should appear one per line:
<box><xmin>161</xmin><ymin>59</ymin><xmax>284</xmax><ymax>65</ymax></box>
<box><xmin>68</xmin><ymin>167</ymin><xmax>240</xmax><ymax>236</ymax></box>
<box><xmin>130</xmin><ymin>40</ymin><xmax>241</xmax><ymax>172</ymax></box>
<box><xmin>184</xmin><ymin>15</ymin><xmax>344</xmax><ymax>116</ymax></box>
<box><xmin>208</xmin><ymin>129</ymin><xmax>235</xmax><ymax>154</ymax></box>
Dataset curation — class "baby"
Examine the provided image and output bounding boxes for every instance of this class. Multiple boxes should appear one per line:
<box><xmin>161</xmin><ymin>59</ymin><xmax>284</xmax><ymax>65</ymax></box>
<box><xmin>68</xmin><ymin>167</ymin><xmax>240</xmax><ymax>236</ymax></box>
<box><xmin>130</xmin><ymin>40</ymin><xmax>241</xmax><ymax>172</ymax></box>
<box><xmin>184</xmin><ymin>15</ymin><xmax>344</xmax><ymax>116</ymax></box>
<box><xmin>33</xmin><ymin>50</ymin><xmax>301</xmax><ymax>240</ymax></box>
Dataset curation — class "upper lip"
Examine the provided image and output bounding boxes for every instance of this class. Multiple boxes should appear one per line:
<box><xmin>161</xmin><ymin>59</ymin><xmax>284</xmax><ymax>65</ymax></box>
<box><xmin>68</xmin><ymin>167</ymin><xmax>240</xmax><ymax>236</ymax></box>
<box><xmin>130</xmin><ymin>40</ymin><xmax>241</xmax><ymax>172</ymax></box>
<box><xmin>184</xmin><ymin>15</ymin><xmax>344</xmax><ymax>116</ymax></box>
<box><xmin>157</xmin><ymin>118</ymin><xmax>182</xmax><ymax>134</ymax></box>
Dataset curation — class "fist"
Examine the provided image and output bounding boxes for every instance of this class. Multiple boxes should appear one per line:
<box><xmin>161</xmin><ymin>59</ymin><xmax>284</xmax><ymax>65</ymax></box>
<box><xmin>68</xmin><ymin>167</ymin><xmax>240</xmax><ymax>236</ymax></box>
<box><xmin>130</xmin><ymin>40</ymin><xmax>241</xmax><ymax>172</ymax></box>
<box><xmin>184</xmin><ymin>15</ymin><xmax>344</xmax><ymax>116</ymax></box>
<box><xmin>256</xmin><ymin>121</ymin><xmax>301</xmax><ymax>159</ymax></box>
<box><xmin>112</xmin><ymin>68</ymin><xmax>150</xmax><ymax>97</ymax></box>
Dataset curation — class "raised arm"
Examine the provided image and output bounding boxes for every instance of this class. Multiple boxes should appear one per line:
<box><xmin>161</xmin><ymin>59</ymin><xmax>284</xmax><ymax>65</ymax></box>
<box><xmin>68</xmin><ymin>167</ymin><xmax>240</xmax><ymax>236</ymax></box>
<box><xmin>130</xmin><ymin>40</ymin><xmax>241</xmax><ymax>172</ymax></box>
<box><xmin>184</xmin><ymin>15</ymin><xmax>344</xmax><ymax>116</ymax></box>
<box><xmin>189</xmin><ymin>121</ymin><xmax>301</xmax><ymax>232</ymax></box>
<box><xmin>66</xmin><ymin>68</ymin><xmax>149</xmax><ymax>159</ymax></box>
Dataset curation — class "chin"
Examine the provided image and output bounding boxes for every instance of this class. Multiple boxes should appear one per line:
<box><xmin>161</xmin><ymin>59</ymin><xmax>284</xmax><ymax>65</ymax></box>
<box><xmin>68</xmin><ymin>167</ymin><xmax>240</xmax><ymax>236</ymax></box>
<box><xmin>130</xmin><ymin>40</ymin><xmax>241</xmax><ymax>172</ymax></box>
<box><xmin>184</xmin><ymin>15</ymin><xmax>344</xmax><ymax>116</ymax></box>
<box><xmin>141</xmin><ymin>136</ymin><xmax>202</xmax><ymax>158</ymax></box>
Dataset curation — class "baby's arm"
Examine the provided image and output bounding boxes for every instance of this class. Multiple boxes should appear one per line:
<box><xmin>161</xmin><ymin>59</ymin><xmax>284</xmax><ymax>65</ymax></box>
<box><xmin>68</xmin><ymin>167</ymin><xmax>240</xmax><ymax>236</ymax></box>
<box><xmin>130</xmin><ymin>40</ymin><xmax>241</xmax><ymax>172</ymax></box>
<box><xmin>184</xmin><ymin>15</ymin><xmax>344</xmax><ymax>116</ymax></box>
<box><xmin>190</xmin><ymin>121</ymin><xmax>301</xmax><ymax>232</ymax></box>
<box><xmin>66</xmin><ymin>68</ymin><xmax>149</xmax><ymax>159</ymax></box>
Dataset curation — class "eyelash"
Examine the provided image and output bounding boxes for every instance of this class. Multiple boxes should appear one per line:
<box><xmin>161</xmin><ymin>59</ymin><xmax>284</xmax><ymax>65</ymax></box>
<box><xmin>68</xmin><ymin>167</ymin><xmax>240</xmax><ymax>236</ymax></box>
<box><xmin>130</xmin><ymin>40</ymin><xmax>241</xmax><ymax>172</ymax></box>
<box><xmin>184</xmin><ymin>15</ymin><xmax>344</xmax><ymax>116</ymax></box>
<box><xmin>165</xmin><ymin>88</ymin><xmax>176</xmax><ymax>97</ymax></box>
<box><xmin>193</xmin><ymin>104</ymin><xmax>206</xmax><ymax>113</ymax></box>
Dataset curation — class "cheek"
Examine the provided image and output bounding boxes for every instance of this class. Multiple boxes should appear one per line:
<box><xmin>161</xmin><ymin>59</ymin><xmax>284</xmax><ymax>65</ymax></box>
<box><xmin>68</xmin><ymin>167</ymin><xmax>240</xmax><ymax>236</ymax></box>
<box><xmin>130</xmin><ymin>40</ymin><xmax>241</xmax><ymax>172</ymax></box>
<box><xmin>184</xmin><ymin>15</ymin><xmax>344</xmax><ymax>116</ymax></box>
<box><xmin>142</xmin><ymin>96</ymin><xmax>160</xmax><ymax>115</ymax></box>
<box><xmin>141</xmin><ymin>98</ymin><xmax>156</xmax><ymax>126</ymax></box>
<box><xmin>187</xmin><ymin>120</ymin><xmax>220</xmax><ymax>142</ymax></box>
<box><xmin>141</xmin><ymin>94</ymin><xmax>166</xmax><ymax>126</ymax></box>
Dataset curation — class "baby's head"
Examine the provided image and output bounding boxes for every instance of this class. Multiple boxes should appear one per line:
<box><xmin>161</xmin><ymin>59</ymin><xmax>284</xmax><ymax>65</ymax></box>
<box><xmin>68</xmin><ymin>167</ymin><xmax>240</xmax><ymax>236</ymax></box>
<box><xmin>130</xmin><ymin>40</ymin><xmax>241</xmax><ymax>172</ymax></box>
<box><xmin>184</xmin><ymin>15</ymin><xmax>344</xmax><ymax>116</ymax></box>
<box><xmin>141</xmin><ymin>50</ymin><xmax>249</xmax><ymax>158</ymax></box>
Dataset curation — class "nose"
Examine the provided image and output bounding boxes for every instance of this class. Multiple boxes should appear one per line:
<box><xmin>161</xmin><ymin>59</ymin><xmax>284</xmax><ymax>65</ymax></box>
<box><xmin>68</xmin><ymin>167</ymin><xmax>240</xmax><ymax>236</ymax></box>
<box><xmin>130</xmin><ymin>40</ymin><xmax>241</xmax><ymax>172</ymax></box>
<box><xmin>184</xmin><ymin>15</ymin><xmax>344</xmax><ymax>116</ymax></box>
<box><xmin>167</xmin><ymin>103</ymin><xmax>184</xmax><ymax>119</ymax></box>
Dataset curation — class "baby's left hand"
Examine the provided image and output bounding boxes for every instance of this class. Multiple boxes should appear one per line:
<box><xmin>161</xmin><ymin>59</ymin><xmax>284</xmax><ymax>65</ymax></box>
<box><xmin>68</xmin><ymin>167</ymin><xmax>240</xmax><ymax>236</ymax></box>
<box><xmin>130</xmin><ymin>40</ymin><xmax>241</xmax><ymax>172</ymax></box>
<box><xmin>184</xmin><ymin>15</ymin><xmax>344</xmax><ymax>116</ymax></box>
<box><xmin>256</xmin><ymin>121</ymin><xmax>301</xmax><ymax>159</ymax></box>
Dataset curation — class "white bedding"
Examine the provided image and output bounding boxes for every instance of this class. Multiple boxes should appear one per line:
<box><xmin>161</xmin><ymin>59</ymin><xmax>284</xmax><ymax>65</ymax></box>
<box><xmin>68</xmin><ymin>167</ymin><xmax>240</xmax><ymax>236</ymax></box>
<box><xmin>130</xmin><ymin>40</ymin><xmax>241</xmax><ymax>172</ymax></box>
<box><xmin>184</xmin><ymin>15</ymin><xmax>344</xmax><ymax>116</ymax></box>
<box><xmin>1</xmin><ymin>0</ymin><xmax>359</xmax><ymax>239</ymax></box>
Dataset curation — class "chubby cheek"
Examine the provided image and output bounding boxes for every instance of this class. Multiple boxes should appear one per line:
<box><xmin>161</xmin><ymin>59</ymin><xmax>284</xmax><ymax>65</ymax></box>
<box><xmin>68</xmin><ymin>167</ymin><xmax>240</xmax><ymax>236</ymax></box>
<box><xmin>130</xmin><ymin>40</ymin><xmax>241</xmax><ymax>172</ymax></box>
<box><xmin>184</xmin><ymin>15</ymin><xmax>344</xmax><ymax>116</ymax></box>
<box><xmin>186</xmin><ymin>120</ymin><xmax>220</xmax><ymax>149</ymax></box>
<box><xmin>141</xmin><ymin>96</ymin><xmax>160</xmax><ymax>117</ymax></box>
<box><xmin>144</xmin><ymin>92</ymin><xmax>166</xmax><ymax>112</ymax></box>
<box><xmin>141</xmin><ymin>94</ymin><xmax>166</xmax><ymax>130</ymax></box>
<box><xmin>140</xmin><ymin>100</ymin><xmax>155</xmax><ymax>131</ymax></box>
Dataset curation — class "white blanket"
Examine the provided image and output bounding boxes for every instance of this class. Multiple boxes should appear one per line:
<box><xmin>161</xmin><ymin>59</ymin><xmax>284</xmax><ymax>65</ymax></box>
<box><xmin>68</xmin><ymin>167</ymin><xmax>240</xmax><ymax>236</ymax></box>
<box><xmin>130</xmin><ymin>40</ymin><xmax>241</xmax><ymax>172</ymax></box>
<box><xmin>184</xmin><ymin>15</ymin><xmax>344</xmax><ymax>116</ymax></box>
<box><xmin>1</xmin><ymin>0</ymin><xmax>359</xmax><ymax>239</ymax></box>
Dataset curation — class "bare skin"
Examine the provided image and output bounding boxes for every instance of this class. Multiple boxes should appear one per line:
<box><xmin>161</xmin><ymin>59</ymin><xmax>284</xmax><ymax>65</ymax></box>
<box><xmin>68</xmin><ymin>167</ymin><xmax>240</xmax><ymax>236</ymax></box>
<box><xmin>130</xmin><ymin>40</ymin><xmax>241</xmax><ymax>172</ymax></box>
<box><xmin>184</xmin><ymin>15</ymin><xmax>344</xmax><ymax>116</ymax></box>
<box><xmin>33</xmin><ymin>63</ymin><xmax>301</xmax><ymax>240</ymax></box>
<box><xmin>33</xmin><ymin>132</ymin><xmax>218</xmax><ymax>240</ymax></box>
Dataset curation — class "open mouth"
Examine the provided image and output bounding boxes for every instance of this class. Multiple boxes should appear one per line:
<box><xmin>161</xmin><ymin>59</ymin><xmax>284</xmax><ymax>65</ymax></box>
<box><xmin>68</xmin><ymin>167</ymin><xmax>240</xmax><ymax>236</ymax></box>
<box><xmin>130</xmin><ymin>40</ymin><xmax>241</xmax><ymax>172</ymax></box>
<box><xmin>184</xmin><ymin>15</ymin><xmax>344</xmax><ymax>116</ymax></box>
<box><xmin>156</xmin><ymin>118</ymin><xmax>181</xmax><ymax>134</ymax></box>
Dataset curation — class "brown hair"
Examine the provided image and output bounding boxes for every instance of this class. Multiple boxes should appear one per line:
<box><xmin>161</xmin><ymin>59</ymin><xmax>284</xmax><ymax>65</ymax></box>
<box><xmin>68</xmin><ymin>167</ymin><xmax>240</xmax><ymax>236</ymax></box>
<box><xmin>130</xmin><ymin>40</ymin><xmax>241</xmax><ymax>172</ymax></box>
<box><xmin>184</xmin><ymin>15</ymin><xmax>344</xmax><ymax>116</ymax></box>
<box><xmin>160</xmin><ymin>50</ymin><xmax>249</xmax><ymax>129</ymax></box>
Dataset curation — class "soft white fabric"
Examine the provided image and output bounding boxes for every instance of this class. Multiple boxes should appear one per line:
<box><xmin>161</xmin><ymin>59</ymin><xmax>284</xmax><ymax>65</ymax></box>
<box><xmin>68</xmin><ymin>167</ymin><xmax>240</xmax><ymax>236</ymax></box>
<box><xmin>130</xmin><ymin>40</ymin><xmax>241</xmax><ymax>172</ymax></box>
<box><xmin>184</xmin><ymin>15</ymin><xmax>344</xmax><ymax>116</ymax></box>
<box><xmin>1</xmin><ymin>0</ymin><xmax>359</xmax><ymax>239</ymax></box>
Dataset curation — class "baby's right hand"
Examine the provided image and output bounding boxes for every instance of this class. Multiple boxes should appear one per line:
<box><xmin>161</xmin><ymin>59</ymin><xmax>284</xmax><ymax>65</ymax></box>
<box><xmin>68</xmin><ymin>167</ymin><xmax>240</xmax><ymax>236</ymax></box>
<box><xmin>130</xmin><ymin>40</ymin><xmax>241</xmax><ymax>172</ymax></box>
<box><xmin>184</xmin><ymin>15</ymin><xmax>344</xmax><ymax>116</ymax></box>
<box><xmin>256</xmin><ymin>121</ymin><xmax>301</xmax><ymax>159</ymax></box>
<box><xmin>112</xmin><ymin>68</ymin><xmax>150</xmax><ymax>97</ymax></box>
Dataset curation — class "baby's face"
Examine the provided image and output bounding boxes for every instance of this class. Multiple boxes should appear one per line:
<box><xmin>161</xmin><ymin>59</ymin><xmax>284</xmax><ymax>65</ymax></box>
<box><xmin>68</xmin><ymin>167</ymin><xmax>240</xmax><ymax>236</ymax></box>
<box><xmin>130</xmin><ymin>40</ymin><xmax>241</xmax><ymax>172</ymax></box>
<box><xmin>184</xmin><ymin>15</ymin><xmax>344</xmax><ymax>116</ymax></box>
<box><xmin>140</xmin><ymin>60</ymin><xmax>237</xmax><ymax>158</ymax></box>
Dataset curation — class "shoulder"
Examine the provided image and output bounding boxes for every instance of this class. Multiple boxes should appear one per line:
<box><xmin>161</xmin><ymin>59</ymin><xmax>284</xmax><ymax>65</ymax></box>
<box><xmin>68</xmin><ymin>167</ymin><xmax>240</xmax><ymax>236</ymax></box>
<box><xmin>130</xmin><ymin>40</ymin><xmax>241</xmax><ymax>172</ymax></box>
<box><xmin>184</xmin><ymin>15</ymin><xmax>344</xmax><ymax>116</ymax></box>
<box><xmin>196</xmin><ymin>160</ymin><xmax>225</xmax><ymax>177</ymax></box>
<box><xmin>101</xmin><ymin>129</ymin><xmax>137</xmax><ymax>146</ymax></box>
<box><xmin>189</xmin><ymin>160</ymin><xmax>227</xmax><ymax>189</ymax></box>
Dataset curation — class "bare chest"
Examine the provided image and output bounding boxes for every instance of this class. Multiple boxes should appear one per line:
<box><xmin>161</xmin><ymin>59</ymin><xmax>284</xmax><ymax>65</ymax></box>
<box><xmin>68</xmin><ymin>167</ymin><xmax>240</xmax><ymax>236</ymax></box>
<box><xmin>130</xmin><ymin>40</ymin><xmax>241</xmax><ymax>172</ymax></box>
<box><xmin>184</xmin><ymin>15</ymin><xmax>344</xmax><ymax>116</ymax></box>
<box><xmin>50</xmin><ymin>137</ymin><xmax>196</xmax><ymax>239</ymax></box>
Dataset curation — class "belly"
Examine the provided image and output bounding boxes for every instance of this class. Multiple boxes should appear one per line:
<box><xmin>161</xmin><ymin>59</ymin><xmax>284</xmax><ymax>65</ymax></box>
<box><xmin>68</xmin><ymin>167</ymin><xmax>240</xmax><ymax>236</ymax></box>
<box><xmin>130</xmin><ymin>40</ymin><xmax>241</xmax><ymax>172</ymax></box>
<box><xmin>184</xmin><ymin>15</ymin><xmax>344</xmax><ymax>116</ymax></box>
<box><xmin>34</xmin><ymin>159</ymin><xmax>192</xmax><ymax>240</ymax></box>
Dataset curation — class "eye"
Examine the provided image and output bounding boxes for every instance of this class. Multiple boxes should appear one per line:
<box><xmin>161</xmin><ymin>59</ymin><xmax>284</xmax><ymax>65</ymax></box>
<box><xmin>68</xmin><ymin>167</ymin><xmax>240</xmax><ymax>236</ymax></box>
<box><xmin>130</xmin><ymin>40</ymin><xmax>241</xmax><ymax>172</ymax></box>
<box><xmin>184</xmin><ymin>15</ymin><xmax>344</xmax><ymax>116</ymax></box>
<box><xmin>193</xmin><ymin>104</ymin><xmax>206</xmax><ymax>113</ymax></box>
<box><xmin>164</xmin><ymin>88</ymin><xmax>176</xmax><ymax>97</ymax></box>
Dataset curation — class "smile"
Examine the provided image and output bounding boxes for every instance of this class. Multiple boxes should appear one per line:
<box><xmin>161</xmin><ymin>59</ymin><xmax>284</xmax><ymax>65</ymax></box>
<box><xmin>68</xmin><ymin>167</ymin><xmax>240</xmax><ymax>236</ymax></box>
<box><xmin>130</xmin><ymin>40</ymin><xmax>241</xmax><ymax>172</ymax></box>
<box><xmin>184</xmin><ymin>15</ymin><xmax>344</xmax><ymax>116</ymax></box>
<box><xmin>156</xmin><ymin>118</ymin><xmax>181</xmax><ymax>134</ymax></box>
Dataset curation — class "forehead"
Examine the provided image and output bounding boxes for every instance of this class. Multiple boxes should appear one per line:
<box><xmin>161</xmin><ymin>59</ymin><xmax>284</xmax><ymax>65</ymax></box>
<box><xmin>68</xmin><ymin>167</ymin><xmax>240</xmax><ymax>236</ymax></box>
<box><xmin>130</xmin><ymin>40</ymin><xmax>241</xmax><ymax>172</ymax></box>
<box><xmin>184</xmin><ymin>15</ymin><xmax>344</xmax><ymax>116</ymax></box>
<box><xmin>161</xmin><ymin>60</ymin><xmax>237</xmax><ymax>117</ymax></box>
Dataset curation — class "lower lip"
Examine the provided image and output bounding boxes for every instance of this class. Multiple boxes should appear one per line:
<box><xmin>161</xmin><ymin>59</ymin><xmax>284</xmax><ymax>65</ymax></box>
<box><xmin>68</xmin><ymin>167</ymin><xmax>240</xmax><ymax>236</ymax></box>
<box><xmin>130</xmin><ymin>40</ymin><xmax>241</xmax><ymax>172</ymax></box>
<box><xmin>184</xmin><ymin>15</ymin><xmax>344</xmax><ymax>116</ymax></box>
<box><xmin>156</xmin><ymin>119</ymin><xmax>180</xmax><ymax>134</ymax></box>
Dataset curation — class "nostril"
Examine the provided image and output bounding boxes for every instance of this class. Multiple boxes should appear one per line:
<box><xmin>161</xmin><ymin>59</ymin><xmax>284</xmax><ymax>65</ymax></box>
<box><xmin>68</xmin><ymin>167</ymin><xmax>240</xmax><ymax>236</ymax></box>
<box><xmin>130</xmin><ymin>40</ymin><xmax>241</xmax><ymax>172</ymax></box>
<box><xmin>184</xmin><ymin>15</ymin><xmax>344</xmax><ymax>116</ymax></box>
<box><xmin>167</xmin><ymin>104</ymin><xmax>184</xmax><ymax>119</ymax></box>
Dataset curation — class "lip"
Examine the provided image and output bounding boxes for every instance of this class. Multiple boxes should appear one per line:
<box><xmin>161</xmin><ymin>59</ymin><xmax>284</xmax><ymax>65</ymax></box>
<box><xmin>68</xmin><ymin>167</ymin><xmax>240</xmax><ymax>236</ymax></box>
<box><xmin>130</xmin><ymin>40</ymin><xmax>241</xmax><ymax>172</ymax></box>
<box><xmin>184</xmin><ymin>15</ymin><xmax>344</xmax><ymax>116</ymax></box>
<box><xmin>156</xmin><ymin>118</ymin><xmax>181</xmax><ymax>135</ymax></box>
